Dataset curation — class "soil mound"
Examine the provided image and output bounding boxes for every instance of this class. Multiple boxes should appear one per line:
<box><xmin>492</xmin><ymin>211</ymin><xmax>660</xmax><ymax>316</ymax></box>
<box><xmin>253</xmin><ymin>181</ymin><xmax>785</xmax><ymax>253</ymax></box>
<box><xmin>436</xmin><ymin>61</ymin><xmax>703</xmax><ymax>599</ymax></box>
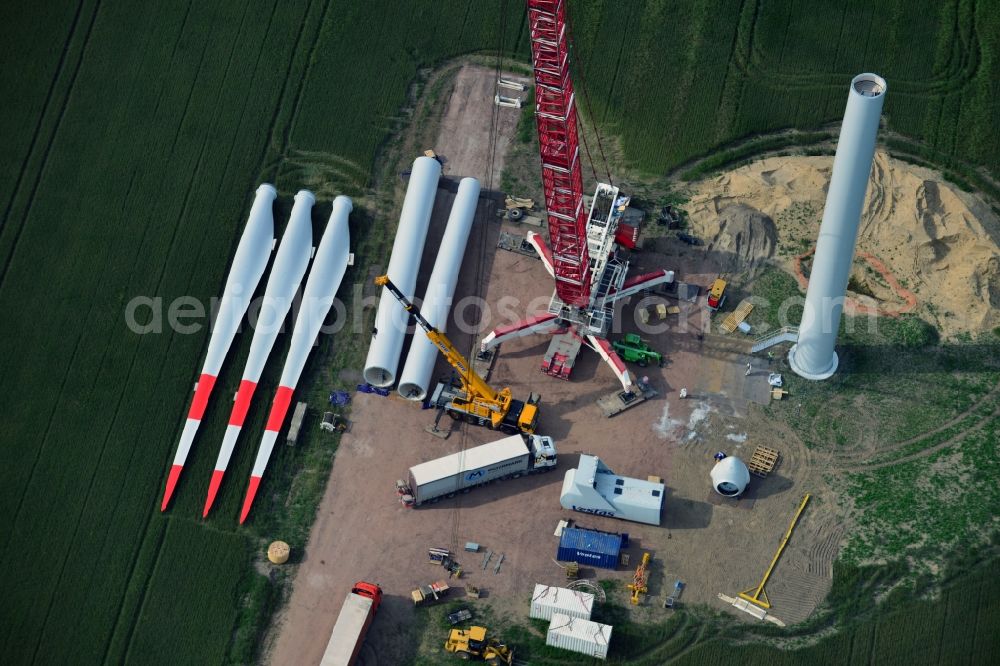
<box><xmin>703</xmin><ymin>204</ymin><xmax>778</xmax><ymax>276</ymax></box>
<box><xmin>685</xmin><ymin>152</ymin><xmax>1000</xmax><ymax>337</ymax></box>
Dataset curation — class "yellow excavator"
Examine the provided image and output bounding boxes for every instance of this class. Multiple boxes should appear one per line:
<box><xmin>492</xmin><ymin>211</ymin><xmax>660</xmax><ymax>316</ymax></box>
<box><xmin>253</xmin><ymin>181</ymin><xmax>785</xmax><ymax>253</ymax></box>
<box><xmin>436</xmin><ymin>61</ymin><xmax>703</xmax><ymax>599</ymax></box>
<box><xmin>444</xmin><ymin>626</ymin><xmax>514</xmax><ymax>665</ymax></box>
<box><xmin>375</xmin><ymin>275</ymin><xmax>540</xmax><ymax>434</ymax></box>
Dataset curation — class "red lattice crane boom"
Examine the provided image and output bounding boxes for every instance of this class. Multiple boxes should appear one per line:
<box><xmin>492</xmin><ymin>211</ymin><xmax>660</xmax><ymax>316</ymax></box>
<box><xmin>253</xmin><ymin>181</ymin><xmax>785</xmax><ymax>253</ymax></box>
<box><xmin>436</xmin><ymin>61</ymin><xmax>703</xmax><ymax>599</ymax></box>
<box><xmin>476</xmin><ymin>0</ymin><xmax>675</xmax><ymax>395</ymax></box>
<box><xmin>527</xmin><ymin>0</ymin><xmax>590</xmax><ymax>307</ymax></box>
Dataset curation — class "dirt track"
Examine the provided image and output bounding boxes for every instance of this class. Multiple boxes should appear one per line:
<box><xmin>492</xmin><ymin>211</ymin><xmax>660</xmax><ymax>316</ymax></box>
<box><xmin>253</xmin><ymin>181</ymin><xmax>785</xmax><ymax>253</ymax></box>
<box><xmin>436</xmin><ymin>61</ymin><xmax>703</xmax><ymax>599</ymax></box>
<box><xmin>263</xmin><ymin>66</ymin><xmax>838</xmax><ymax>665</ymax></box>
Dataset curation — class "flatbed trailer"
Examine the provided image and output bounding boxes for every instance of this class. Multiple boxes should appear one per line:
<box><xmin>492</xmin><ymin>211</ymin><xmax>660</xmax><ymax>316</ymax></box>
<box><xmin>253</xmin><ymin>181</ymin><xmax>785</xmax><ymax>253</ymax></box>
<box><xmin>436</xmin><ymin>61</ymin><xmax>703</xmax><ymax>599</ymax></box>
<box><xmin>542</xmin><ymin>331</ymin><xmax>583</xmax><ymax>379</ymax></box>
<box><xmin>597</xmin><ymin>383</ymin><xmax>658</xmax><ymax>417</ymax></box>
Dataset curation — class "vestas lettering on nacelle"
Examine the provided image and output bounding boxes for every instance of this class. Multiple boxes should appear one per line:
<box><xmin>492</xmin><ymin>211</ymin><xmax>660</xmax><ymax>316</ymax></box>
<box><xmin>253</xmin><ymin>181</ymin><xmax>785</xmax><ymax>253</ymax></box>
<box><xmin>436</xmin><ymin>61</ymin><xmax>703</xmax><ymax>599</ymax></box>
<box><xmin>572</xmin><ymin>505</ymin><xmax>616</xmax><ymax>518</ymax></box>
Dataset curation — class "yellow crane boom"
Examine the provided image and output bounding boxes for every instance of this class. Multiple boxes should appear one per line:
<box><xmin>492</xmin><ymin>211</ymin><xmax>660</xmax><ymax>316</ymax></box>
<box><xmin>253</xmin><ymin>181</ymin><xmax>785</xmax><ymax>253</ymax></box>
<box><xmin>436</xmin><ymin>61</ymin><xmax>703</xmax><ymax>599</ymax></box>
<box><xmin>374</xmin><ymin>275</ymin><xmax>538</xmax><ymax>434</ymax></box>
<box><xmin>739</xmin><ymin>493</ymin><xmax>811</xmax><ymax>609</ymax></box>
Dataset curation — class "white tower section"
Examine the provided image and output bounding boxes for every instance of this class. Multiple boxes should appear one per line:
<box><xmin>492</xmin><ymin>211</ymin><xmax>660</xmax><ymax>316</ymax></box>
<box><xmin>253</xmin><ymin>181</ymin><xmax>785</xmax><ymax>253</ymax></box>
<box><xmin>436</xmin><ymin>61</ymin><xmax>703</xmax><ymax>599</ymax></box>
<box><xmin>789</xmin><ymin>73</ymin><xmax>886</xmax><ymax>380</ymax></box>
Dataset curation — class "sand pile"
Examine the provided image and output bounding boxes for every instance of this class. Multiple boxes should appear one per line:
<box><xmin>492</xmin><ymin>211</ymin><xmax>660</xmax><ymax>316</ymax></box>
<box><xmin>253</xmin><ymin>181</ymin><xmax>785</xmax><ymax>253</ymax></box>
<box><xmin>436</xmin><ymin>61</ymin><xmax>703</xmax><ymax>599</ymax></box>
<box><xmin>685</xmin><ymin>152</ymin><xmax>1000</xmax><ymax>337</ymax></box>
<box><xmin>703</xmin><ymin>204</ymin><xmax>778</xmax><ymax>276</ymax></box>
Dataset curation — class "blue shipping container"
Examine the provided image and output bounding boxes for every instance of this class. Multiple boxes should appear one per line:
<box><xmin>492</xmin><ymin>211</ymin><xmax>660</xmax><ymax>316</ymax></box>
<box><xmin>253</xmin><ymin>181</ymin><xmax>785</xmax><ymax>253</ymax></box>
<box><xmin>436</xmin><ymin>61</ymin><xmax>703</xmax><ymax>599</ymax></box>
<box><xmin>557</xmin><ymin>527</ymin><xmax>622</xmax><ymax>570</ymax></box>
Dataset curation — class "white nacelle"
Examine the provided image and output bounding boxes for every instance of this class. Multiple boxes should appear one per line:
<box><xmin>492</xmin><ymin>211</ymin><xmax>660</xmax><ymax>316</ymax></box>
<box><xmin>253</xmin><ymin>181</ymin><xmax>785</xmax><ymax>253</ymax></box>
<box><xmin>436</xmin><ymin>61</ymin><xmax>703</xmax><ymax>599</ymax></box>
<box><xmin>711</xmin><ymin>456</ymin><xmax>750</xmax><ymax>496</ymax></box>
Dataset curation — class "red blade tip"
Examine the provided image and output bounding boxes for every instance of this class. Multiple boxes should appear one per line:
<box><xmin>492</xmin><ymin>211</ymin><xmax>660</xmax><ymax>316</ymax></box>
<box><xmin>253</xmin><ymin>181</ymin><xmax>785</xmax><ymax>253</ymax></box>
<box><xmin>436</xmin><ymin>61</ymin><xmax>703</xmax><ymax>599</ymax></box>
<box><xmin>239</xmin><ymin>476</ymin><xmax>262</xmax><ymax>524</ymax></box>
<box><xmin>203</xmin><ymin>470</ymin><xmax>225</xmax><ymax>518</ymax></box>
<box><xmin>161</xmin><ymin>465</ymin><xmax>184</xmax><ymax>511</ymax></box>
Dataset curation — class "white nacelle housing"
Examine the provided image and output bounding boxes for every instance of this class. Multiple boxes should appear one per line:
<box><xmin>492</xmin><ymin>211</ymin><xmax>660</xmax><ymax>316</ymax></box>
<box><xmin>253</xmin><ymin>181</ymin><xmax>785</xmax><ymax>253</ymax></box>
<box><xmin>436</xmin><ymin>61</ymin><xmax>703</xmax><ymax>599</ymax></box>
<box><xmin>560</xmin><ymin>455</ymin><xmax>664</xmax><ymax>525</ymax></box>
<box><xmin>710</xmin><ymin>456</ymin><xmax>750</xmax><ymax>496</ymax></box>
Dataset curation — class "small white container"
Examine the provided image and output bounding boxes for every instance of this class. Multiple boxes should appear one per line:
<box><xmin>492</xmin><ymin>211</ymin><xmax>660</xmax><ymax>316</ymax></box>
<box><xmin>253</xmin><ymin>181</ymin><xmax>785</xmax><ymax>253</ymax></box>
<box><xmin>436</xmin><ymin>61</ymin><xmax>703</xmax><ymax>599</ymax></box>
<box><xmin>546</xmin><ymin>613</ymin><xmax>611</xmax><ymax>659</ymax></box>
<box><xmin>530</xmin><ymin>584</ymin><xmax>594</xmax><ymax>621</ymax></box>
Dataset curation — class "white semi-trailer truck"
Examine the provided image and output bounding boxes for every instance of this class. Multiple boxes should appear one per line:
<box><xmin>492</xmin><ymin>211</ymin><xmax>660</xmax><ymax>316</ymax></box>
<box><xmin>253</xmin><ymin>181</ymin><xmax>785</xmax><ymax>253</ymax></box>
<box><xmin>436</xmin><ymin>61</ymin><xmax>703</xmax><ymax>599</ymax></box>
<box><xmin>396</xmin><ymin>434</ymin><xmax>557</xmax><ymax>506</ymax></box>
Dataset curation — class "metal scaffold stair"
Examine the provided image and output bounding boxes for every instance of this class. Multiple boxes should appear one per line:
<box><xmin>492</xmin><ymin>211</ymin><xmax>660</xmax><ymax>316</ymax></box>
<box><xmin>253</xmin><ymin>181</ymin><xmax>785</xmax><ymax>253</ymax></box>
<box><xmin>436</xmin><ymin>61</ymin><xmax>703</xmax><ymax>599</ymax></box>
<box><xmin>751</xmin><ymin>327</ymin><xmax>799</xmax><ymax>353</ymax></box>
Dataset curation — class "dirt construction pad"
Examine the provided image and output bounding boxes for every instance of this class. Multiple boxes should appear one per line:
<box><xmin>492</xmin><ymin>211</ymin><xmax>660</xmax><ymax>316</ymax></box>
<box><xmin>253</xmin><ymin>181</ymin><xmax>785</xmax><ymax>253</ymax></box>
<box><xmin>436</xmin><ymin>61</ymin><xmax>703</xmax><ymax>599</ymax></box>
<box><xmin>264</xmin><ymin>66</ymin><xmax>838</xmax><ymax>665</ymax></box>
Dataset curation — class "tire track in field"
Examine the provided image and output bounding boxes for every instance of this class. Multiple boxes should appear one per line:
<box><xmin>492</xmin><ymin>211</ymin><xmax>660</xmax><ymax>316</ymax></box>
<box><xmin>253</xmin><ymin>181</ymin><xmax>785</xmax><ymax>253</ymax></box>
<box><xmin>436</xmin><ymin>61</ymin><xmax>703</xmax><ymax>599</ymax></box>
<box><xmin>215</xmin><ymin>0</ymin><xmax>279</xmax><ymax>191</ymax></box>
<box><xmin>0</xmin><ymin>0</ymin><xmax>104</xmax><ymax>547</ymax></box>
<box><xmin>91</xmin><ymin>0</ymin><xmax>197</xmax><ymax>322</ymax></box>
<box><xmin>30</xmin><ymin>0</ymin><xmax>224</xmax><ymax>538</ymax></box>
<box><xmin>20</xmin><ymin>4</ymin><xmax>222</xmax><ymax>644</ymax></box>
<box><xmin>165</xmin><ymin>21</ymin><xmax>217</xmax><ymax>158</ymax></box>
<box><xmin>1</xmin><ymin>0</ymin><xmax>165</xmax><ymax>649</ymax></box>
<box><xmin>256</xmin><ymin>0</ymin><xmax>317</xmax><ymax>183</ymax></box>
<box><xmin>456</xmin><ymin>0</ymin><xmax>472</xmax><ymax>45</ymax></box>
<box><xmin>663</xmin><ymin>0</ymin><xmax>709</xmax><ymax>154</ymax></box>
<box><xmin>713</xmin><ymin>0</ymin><xmax>757</xmax><ymax>143</ymax></box>
<box><xmin>934</xmin><ymin>586</ymin><xmax>950</xmax><ymax>664</ymax></box>
<box><xmin>0</xmin><ymin>0</ymin><xmax>86</xmax><ymax>233</ymax></box>
<box><xmin>101</xmin><ymin>142</ymin><xmax>230</xmax><ymax>660</ymax></box>
<box><xmin>838</xmin><ymin>407</ymin><xmax>999</xmax><ymax>473</ymax></box>
<box><xmin>143</xmin><ymin>0</ymin><xmax>194</xmax><ymax>126</ymax></box>
<box><xmin>0</xmin><ymin>0</ymin><xmax>101</xmax><ymax>293</ymax></box>
<box><xmin>733</xmin><ymin>0</ymin><xmax>983</xmax><ymax>95</ymax></box>
<box><xmin>274</xmin><ymin>0</ymin><xmax>335</xmax><ymax>183</ymax></box>
<box><xmin>99</xmin><ymin>140</ymin><xmax>218</xmax><ymax>663</ymax></box>
<box><xmin>28</xmin><ymin>107</ymin><xmax>215</xmax><ymax>660</ymax></box>
<box><xmin>823</xmin><ymin>380</ymin><xmax>1000</xmax><ymax>467</ymax></box>
<box><xmin>597</xmin><ymin>1</ymin><xmax>635</xmax><ymax>127</ymax></box>
<box><xmin>665</xmin><ymin>620</ymin><xmax>710</xmax><ymax>664</ymax></box>
<box><xmin>103</xmin><ymin>514</ymin><xmax>169</xmax><ymax>665</ymax></box>
<box><xmin>89</xmin><ymin>5</ymin><xmax>256</xmax><ymax>659</ymax></box>
<box><xmin>26</xmin><ymin>308</ymin><xmax>163</xmax><ymax>664</ymax></box>
<box><xmin>120</xmin><ymin>518</ymin><xmax>175</xmax><ymax>664</ymax></box>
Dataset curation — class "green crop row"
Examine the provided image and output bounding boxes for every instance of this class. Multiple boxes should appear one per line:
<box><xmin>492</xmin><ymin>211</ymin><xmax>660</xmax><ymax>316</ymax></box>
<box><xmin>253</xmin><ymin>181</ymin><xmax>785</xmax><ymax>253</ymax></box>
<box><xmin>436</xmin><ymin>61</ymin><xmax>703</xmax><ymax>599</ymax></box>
<box><xmin>0</xmin><ymin>0</ymin><xmax>321</xmax><ymax>662</ymax></box>
<box><xmin>287</xmin><ymin>0</ymin><xmax>529</xmax><ymax>187</ymax></box>
<box><xmin>564</xmin><ymin>0</ymin><xmax>1000</xmax><ymax>180</ymax></box>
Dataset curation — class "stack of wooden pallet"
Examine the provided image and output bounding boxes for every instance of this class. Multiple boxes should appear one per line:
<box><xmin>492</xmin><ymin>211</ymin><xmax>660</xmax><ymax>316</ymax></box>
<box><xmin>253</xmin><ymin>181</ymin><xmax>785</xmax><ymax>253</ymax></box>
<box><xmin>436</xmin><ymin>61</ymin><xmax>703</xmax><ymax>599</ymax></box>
<box><xmin>720</xmin><ymin>299</ymin><xmax>754</xmax><ymax>333</ymax></box>
<box><xmin>748</xmin><ymin>445</ymin><xmax>780</xmax><ymax>478</ymax></box>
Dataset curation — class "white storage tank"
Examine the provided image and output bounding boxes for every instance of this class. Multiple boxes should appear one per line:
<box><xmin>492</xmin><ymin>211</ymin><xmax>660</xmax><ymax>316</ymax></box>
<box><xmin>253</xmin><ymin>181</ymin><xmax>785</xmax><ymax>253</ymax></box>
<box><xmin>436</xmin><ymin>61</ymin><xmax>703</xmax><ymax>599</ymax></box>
<box><xmin>546</xmin><ymin>613</ymin><xmax>611</xmax><ymax>660</ymax></box>
<box><xmin>530</xmin><ymin>584</ymin><xmax>594</xmax><ymax>621</ymax></box>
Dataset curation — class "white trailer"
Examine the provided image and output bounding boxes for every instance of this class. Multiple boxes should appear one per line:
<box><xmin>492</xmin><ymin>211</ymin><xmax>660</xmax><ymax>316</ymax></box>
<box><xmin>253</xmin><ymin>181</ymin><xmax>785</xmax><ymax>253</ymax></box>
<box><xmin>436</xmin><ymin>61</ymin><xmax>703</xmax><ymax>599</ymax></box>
<box><xmin>321</xmin><ymin>582</ymin><xmax>382</xmax><ymax>666</ymax></box>
<box><xmin>397</xmin><ymin>434</ymin><xmax>557</xmax><ymax>506</ymax></box>
<box><xmin>560</xmin><ymin>454</ymin><xmax>665</xmax><ymax>525</ymax></box>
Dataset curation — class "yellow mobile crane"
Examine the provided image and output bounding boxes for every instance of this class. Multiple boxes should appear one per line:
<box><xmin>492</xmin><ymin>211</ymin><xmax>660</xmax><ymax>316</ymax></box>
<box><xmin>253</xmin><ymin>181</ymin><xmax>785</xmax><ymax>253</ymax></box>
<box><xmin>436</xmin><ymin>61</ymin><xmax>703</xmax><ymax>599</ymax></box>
<box><xmin>375</xmin><ymin>275</ymin><xmax>540</xmax><ymax>435</ymax></box>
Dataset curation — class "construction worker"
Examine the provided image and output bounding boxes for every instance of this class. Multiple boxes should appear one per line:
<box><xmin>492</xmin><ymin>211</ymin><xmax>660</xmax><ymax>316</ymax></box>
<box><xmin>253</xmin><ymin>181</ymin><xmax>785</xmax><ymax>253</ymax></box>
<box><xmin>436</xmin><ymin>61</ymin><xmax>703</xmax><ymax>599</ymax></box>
<box><xmin>745</xmin><ymin>362</ymin><xmax>752</xmax><ymax>376</ymax></box>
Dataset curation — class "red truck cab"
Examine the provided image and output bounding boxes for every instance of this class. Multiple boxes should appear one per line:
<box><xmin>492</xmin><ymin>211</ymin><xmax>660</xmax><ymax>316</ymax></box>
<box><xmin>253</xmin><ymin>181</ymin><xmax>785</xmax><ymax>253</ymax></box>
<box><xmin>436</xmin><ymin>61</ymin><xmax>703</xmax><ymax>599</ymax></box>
<box><xmin>351</xmin><ymin>581</ymin><xmax>382</xmax><ymax>612</ymax></box>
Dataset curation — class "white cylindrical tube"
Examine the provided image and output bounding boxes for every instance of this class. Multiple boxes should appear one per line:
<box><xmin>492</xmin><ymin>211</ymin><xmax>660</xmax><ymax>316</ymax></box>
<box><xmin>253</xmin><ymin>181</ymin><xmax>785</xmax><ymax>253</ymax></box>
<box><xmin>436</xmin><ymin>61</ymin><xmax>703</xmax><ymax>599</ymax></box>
<box><xmin>790</xmin><ymin>73</ymin><xmax>886</xmax><ymax>380</ymax></box>
<box><xmin>397</xmin><ymin>177</ymin><xmax>480</xmax><ymax>400</ymax></box>
<box><xmin>363</xmin><ymin>156</ymin><xmax>441</xmax><ymax>386</ymax></box>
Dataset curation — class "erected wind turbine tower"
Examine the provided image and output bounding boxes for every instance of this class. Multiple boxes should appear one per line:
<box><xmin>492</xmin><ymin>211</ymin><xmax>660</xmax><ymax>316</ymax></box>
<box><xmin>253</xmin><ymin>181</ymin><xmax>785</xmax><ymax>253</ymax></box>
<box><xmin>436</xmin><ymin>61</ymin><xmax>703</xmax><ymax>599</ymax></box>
<box><xmin>788</xmin><ymin>73</ymin><xmax>887</xmax><ymax>380</ymax></box>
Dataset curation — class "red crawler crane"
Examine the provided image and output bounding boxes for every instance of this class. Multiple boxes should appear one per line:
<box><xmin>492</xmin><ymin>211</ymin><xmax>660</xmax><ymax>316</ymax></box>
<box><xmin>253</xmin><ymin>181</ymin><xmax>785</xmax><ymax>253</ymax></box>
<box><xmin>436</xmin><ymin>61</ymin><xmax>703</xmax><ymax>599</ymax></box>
<box><xmin>479</xmin><ymin>0</ymin><xmax>674</xmax><ymax>394</ymax></box>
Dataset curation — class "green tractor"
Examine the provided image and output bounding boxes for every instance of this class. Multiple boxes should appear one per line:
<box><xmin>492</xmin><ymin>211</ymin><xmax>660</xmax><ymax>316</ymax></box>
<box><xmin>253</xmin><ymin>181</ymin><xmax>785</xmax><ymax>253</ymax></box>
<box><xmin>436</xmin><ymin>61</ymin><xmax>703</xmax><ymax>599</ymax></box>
<box><xmin>612</xmin><ymin>333</ymin><xmax>664</xmax><ymax>368</ymax></box>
